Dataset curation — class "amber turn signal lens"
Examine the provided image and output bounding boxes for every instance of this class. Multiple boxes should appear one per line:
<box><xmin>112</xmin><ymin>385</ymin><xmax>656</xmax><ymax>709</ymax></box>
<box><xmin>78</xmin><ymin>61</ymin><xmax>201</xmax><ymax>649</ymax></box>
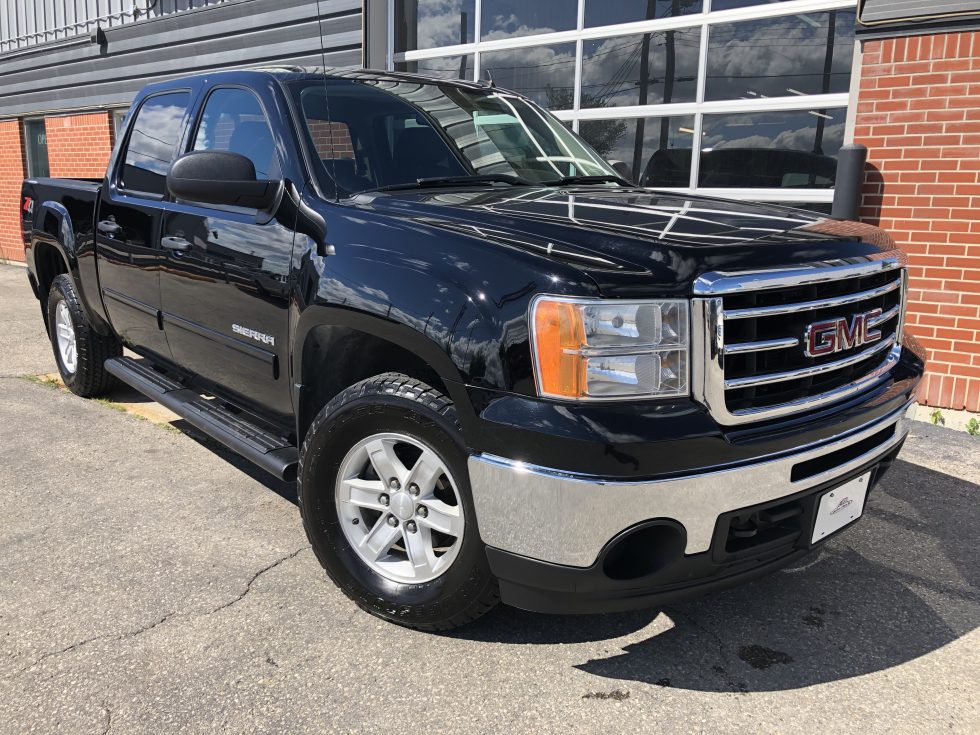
<box><xmin>531</xmin><ymin>297</ymin><xmax>691</xmax><ymax>401</ymax></box>
<box><xmin>533</xmin><ymin>299</ymin><xmax>587</xmax><ymax>399</ymax></box>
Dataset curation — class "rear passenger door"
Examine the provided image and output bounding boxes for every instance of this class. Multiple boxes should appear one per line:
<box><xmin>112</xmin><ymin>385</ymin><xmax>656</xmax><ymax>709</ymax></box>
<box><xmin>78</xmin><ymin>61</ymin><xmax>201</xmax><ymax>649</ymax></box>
<box><xmin>158</xmin><ymin>86</ymin><xmax>295</xmax><ymax>418</ymax></box>
<box><xmin>96</xmin><ymin>90</ymin><xmax>190</xmax><ymax>359</ymax></box>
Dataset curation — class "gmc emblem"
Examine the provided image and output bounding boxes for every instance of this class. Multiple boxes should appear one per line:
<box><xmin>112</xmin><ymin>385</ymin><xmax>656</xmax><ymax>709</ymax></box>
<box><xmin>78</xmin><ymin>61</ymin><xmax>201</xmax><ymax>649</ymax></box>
<box><xmin>804</xmin><ymin>308</ymin><xmax>883</xmax><ymax>357</ymax></box>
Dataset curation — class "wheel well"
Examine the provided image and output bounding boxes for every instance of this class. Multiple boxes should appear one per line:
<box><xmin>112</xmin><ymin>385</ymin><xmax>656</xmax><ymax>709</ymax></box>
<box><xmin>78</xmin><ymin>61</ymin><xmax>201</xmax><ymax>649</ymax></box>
<box><xmin>34</xmin><ymin>242</ymin><xmax>69</xmax><ymax>298</ymax></box>
<box><xmin>298</xmin><ymin>326</ymin><xmax>451</xmax><ymax>442</ymax></box>
<box><xmin>33</xmin><ymin>242</ymin><xmax>69</xmax><ymax>322</ymax></box>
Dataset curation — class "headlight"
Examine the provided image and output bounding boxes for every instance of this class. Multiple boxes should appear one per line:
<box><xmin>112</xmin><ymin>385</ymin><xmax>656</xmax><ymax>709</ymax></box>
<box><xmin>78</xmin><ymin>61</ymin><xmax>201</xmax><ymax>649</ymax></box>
<box><xmin>530</xmin><ymin>296</ymin><xmax>690</xmax><ymax>401</ymax></box>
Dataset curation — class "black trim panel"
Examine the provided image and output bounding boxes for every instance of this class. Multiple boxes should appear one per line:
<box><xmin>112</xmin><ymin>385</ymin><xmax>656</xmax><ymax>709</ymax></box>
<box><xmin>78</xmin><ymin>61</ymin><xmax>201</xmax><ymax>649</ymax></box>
<box><xmin>161</xmin><ymin>311</ymin><xmax>278</xmax><ymax>376</ymax></box>
<box><xmin>488</xmin><ymin>545</ymin><xmax>812</xmax><ymax>615</ymax></box>
<box><xmin>102</xmin><ymin>287</ymin><xmax>159</xmax><ymax>317</ymax></box>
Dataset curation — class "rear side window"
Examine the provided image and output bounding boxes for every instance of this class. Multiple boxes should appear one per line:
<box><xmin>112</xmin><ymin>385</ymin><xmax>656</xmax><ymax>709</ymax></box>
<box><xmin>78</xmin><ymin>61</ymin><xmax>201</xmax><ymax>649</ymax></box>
<box><xmin>120</xmin><ymin>91</ymin><xmax>190</xmax><ymax>196</ymax></box>
<box><xmin>192</xmin><ymin>87</ymin><xmax>281</xmax><ymax>180</ymax></box>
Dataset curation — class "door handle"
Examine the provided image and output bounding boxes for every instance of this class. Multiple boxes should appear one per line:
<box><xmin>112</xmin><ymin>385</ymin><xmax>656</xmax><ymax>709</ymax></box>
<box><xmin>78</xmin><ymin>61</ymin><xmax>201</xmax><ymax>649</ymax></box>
<box><xmin>161</xmin><ymin>235</ymin><xmax>191</xmax><ymax>252</ymax></box>
<box><xmin>97</xmin><ymin>219</ymin><xmax>121</xmax><ymax>237</ymax></box>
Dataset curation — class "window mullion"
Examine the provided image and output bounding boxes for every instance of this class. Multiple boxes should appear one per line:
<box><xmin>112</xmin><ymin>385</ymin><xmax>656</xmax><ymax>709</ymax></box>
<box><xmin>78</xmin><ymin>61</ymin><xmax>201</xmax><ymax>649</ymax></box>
<box><xmin>572</xmin><ymin>0</ymin><xmax>584</xmax><ymax>115</ymax></box>
<box><xmin>386</xmin><ymin>0</ymin><xmax>394</xmax><ymax>69</ymax></box>
<box><xmin>690</xmin><ymin>15</ymin><xmax>711</xmax><ymax>191</ymax></box>
<box><xmin>473</xmin><ymin>0</ymin><xmax>482</xmax><ymax>81</ymax></box>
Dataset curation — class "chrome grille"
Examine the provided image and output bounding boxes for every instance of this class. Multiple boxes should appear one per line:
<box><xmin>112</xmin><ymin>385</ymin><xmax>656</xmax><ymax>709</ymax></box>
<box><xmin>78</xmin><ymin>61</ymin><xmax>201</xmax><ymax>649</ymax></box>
<box><xmin>692</xmin><ymin>258</ymin><xmax>907</xmax><ymax>425</ymax></box>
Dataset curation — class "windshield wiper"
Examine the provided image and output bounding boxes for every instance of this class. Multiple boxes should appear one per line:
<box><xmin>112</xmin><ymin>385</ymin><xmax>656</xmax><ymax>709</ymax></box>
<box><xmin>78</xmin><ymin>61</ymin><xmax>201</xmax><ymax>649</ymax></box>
<box><xmin>543</xmin><ymin>174</ymin><xmax>632</xmax><ymax>187</ymax></box>
<box><xmin>363</xmin><ymin>174</ymin><xmax>534</xmax><ymax>193</ymax></box>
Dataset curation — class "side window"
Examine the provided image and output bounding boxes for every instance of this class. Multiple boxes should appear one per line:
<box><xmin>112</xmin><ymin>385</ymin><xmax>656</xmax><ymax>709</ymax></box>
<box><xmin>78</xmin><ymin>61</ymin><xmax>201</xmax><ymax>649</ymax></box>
<box><xmin>193</xmin><ymin>88</ymin><xmax>281</xmax><ymax>180</ymax></box>
<box><xmin>120</xmin><ymin>91</ymin><xmax>189</xmax><ymax>196</ymax></box>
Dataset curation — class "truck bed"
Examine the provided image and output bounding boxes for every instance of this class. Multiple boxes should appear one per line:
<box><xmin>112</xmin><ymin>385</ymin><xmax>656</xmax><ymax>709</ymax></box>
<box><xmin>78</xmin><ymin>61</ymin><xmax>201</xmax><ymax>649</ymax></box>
<box><xmin>22</xmin><ymin>177</ymin><xmax>102</xmax><ymax>248</ymax></box>
<box><xmin>21</xmin><ymin>177</ymin><xmax>104</xmax><ymax>305</ymax></box>
<box><xmin>25</xmin><ymin>176</ymin><xmax>101</xmax><ymax>194</ymax></box>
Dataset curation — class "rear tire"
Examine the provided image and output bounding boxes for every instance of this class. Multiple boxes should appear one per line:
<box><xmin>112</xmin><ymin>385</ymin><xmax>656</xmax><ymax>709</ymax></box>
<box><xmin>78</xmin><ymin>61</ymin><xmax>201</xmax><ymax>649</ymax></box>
<box><xmin>298</xmin><ymin>373</ymin><xmax>499</xmax><ymax>631</ymax></box>
<box><xmin>46</xmin><ymin>274</ymin><xmax>121</xmax><ymax>397</ymax></box>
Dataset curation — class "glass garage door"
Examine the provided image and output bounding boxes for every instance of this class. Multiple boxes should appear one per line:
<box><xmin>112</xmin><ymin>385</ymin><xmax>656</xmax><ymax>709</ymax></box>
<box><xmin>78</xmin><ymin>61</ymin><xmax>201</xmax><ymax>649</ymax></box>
<box><xmin>389</xmin><ymin>0</ymin><xmax>857</xmax><ymax>213</ymax></box>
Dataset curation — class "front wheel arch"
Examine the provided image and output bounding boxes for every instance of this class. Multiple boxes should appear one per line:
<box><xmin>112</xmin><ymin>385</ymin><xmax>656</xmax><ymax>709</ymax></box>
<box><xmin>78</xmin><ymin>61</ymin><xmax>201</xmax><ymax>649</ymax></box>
<box><xmin>294</xmin><ymin>314</ymin><xmax>471</xmax><ymax>445</ymax></box>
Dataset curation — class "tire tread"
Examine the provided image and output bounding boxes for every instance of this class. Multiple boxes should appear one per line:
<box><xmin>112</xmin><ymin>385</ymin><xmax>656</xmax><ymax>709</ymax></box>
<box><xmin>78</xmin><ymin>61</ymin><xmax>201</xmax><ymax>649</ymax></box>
<box><xmin>298</xmin><ymin>373</ymin><xmax>500</xmax><ymax>631</ymax></box>
<box><xmin>48</xmin><ymin>274</ymin><xmax>121</xmax><ymax>397</ymax></box>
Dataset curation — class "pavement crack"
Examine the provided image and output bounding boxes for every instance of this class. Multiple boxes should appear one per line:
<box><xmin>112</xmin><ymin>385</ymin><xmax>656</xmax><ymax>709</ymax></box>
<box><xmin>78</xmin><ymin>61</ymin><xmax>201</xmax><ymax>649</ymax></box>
<box><xmin>5</xmin><ymin>546</ymin><xmax>308</xmax><ymax>681</ymax></box>
<box><xmin>7</xmin><ymin>611</ymin><xmax>179</xmax><ymax>680</ymax></box>
<box><xmin>670</xmin><ymin>608</ymin><xmax>731</xmax><ymax>670</ymax></box>
<box><xmin>668</xmin><ymin>607</ymin><xmax>752</xmax><ymax>693</ymax></box>
<box><xmin>100</xmin><ymin>701</ymin><xmax>112</xmax><ymax>735</ymax></box>
<box><xmin>199</xmin><ymin>546</ymin><xmax>309</xmax><ymax>618</ymax></box>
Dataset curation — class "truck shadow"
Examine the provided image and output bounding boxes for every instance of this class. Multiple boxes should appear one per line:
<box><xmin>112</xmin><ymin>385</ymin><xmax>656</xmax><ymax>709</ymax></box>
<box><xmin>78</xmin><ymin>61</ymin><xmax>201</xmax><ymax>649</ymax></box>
<box><xmin>453</xmin><ymin>460</ymin><xmax>980</xmax><ymax>692</ymax></box>
<box><xmin>101</xmin><ymin>377</ymin><xmax>298</xmax><ymax>505</ymax></box>
<box><xmin>164</xmin><ymin>417</ymin><xmax>979</xmax><ymax>692</ymax></box>
<box><xmin>164</xmin><ymin>418</ymin><xmax>298</xmax><ymax>504</ymax></box>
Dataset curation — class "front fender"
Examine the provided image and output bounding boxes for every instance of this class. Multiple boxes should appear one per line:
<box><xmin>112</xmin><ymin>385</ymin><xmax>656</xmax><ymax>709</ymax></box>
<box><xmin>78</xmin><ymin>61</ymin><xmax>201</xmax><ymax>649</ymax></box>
<box><xmin>290</xmin><ymin>200</ymin><xmax>599</xmax><ymax>397</ymax></box>
<box><xmin>292</xmin><ymin>303</ymin><xmax>466</xmax><ymax>388</ymax></box>
<box><xmin>290</xmin><ymin>298</ymin><xmax>478</xmax><ymax>445</ymax></box>
<box><xmin>291</xmin><ymin>240</ymin><xmax>538</xmax><ymax>398</ymax></box>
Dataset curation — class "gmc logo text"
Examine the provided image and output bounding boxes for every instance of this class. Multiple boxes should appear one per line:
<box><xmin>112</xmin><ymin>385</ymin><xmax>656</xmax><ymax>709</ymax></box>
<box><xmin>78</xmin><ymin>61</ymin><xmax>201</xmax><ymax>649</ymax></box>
<box><xmin>804</xmin><ymin>308</ymin><xmax>883</xmax><ymax>358</ymax></box>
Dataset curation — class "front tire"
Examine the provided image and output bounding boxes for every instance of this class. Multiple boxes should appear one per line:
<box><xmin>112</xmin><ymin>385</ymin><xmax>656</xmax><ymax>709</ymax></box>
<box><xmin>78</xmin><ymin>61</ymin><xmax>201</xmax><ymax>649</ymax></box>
<box><xmin>298</xmin><ymin>373</ymin><xmax>499</xmax><ymax>631</ymax></box>
<box><xmin>46</xmin><ymin>274</ymin><xmax>121</xmax><ymax>397</ymax></box>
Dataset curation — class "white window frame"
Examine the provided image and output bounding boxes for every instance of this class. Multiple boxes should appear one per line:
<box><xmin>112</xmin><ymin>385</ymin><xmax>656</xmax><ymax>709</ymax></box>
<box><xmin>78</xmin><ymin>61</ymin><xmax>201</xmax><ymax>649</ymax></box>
<box><xmin>112</xmin><ymin>107</ymin><xmax>129</xmax><ymax>138</ymax></box>
<box><xmin>387</xmin><ymin>0</ymin><xmax>857</xmax><ymax>206</ymax></box>
<box><xmin>22</xmin><ymin>116</ymin><xmax>49</xmax><ymax>178</ymax></box>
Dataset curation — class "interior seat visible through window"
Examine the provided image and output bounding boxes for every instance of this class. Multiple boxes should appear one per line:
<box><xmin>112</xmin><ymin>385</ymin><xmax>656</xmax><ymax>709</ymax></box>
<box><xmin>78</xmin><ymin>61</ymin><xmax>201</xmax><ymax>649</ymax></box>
<box><xmin>227</xmin><ymin>120</ymin><xmax>277</xmax><ymax>180</ymax></box>
<box><xmin>192</xmin><ymin>87</ymin><xmax>281</xmax><ymax>182</ymax></box>
<box><xmin>392</xmin><ymin>127</ymin><xmax>458</xmax><ymax>180</ymax></box>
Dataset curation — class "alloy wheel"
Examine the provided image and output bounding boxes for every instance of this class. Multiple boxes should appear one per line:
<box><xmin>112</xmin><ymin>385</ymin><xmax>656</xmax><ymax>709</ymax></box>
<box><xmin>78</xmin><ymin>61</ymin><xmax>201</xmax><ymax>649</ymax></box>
<box><xmin>335</xmin><ymin>432</ymin><xmax>464</xmax><ymax>584</ymax></box>
<box><xmin>55</xmin><ymin>300</ymin><xmax>77</xmax><ymax>374</ymax></box>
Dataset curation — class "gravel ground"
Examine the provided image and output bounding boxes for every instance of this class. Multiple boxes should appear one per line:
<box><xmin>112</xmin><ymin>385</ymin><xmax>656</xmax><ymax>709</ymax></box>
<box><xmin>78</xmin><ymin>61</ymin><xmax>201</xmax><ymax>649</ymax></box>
<box><xmin>0</xmin><ymin>264</ymin><xmax>977</xmax><ymax>734</ymax></box>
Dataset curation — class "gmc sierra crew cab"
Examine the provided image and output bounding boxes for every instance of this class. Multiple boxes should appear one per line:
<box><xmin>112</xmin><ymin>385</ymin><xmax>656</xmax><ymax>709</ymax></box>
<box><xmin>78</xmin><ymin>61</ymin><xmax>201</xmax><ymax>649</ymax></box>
<box><xmin>21</xmin><ymin>68</ymin><xmax>925</xmax><ymax>630</ymax></box>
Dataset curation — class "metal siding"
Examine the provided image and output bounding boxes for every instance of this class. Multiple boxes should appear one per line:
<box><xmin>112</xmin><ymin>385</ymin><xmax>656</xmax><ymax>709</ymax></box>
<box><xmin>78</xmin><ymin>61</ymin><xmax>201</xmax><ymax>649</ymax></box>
<box><xmin>1</xmin><ymin>0</ymin><xmax>360</xmax><ymax>50</ymax></box>
<box><xmin>0</xmin><ymin>0</ymin><xmax>363</xmax><ymax>118</ymax></box>
<box><xmin>860</xmin><ymin>0</ymin><xmax>980</xmax><ymax>23</ymax></box>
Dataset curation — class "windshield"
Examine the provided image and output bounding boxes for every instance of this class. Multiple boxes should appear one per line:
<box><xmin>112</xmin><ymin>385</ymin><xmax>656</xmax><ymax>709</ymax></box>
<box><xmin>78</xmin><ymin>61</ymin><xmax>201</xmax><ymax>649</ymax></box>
<box><xmin>288</xmin><ymin>78</ymin><xmax>620</xmax><ymax>196</ymax></box>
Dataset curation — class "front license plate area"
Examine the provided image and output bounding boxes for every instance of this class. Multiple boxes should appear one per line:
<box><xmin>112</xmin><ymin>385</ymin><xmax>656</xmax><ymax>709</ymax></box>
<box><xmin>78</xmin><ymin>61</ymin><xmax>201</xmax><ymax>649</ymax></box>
<box><xmin>811</xmin><ymin>472</ymin><xmax>871</xmax><ymax>544</ymax></box>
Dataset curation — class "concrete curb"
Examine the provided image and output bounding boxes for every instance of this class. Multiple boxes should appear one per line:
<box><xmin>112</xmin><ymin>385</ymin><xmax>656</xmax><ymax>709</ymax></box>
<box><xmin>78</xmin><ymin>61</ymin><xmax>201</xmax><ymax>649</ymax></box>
<box><xmin>909</xmin><ymin>403</ymin><xmax>980</xmax><ymax>436</ymax></box>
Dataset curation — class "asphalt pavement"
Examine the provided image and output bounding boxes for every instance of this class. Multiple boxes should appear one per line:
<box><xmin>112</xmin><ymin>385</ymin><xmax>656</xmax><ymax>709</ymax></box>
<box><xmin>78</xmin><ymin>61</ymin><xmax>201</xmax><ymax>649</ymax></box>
<box><xmin>0</xmin><ymin>264</ymin><xmax>977</xmax><ymax>734</ymax></box>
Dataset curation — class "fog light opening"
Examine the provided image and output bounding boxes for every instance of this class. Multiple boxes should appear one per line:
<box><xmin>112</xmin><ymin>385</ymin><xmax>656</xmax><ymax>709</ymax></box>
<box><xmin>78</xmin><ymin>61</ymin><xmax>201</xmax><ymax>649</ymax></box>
<box><xmin>601</xmin><ymin>521</ymin><xmax>686</xmax><ymax>581</ymax></box>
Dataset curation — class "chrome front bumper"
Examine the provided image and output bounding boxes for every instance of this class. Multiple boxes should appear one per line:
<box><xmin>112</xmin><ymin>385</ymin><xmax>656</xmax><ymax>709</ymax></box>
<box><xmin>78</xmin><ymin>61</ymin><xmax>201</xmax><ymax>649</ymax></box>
<box><xmin>467</xmin><ymin>400</ymin><xmax>915</xmax><ymax>568</ymax></box>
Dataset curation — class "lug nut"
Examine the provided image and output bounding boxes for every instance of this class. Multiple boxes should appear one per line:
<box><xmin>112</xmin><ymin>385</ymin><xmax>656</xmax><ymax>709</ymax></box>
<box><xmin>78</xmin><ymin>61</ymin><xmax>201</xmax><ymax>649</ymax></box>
<box><xmin>406</xmin><ymin>521</ymin><xmax>417</xmax><ymax>533</ymax></box>
<box><xmin>417</xmin><ymin>505</ymin><xmax>428</xmax><ymax>518</ymax></box>
<box><xmin>389</xmin><ymin>478</ymin><xmax>401</xmax><ymax>490</ymax></box>
<box><xmin>387</xmin><ymin>516</ymin><xmax>399</xmax><ymax>527</ymax></box>
<box><xmin>379</xmin><ymin>494</ymin><xmax>389</xmax><ymax>506</ymax></box>
<box><xmin>409</xmin><ymin>483</ymin><xmax>420</xmax><ymax>496</ymax></box>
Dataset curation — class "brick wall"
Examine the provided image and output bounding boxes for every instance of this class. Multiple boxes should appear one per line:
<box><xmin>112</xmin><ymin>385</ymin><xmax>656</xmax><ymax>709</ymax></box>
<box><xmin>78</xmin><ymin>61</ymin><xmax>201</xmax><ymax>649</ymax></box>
<box><xmin>856</xmin><ymin>31</ymin><xmax>980</xmax><ymax>412</ymax></box>
<box><xmin>0</xmin><ymin>120</ymin><xmax>26</xmax><ymax>263</ymax></box>
<box><xmin>44</xmin><ymin>112</ymin><xmax>114</xmax><ymax>178</ymax></box>
<box><xmin>307</xmin><ymin>119</ymin><xmax>355</xmax><ymax>159</ymax></box>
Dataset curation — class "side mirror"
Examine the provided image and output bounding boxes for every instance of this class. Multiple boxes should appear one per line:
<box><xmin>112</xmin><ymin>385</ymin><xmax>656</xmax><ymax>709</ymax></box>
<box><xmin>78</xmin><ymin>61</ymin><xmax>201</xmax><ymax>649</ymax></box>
<box><xmin>167</xmin><ymin>150</ymin><xmax>280</xmax><ymax>210</ymax></box>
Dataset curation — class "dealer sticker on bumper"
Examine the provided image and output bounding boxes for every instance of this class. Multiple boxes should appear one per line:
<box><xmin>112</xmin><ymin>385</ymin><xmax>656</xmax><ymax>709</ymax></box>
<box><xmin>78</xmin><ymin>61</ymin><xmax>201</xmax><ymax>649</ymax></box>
<box><xmin>811</xmin><ymin>472</ymin><xmax>871</xmax><ymax>543</ymax></box>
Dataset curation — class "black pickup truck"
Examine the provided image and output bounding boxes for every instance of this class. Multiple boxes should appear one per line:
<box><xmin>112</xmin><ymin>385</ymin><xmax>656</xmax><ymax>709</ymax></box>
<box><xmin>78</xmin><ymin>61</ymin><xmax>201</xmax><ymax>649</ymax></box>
<box><xmin>21</xmin><ymin>68</ymin><xmax>925</xmax><ymax>630</ymax></box>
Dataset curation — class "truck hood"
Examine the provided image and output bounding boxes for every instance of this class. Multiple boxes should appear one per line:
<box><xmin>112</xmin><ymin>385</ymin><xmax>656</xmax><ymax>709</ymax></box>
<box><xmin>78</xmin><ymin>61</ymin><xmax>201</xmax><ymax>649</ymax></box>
<box><xmin>357</xmin><ymin>187</ymin><xmax>894</xmax><ymax>296</ymax></box>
